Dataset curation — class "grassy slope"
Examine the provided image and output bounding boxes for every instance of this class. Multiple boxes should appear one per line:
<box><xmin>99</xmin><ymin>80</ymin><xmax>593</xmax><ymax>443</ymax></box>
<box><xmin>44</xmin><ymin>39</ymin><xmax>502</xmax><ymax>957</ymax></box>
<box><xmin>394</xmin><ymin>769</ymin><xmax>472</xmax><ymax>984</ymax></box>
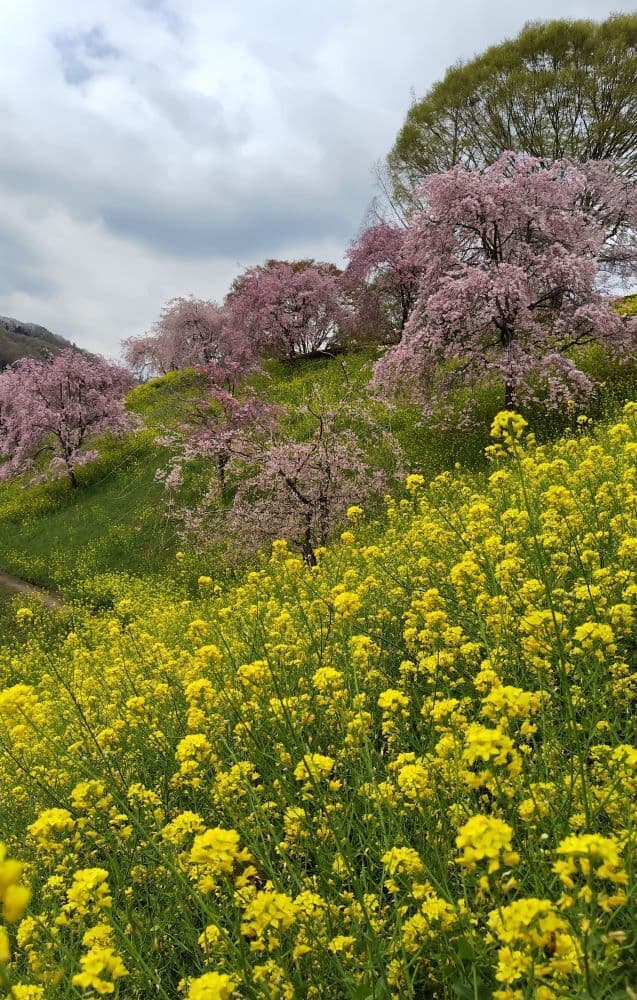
<box><xmin>0</xmin><ymin>344</ymin><xmax>635</xmax><ymax>606</ymax></box>
<box><xmin>0</xmin><ymin>353</ymin><xmax>475</xmax><ymax>602</ymax></box>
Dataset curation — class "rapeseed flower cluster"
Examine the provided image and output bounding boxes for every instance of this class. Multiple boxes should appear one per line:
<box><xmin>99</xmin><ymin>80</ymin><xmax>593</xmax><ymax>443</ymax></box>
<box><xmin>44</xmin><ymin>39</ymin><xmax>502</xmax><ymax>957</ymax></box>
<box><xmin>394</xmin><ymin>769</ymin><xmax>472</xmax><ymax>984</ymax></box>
<box><xmin>0</xmin><ymin>843</ymin><xmax>30</xmax><ymax>970</ymax></box>
<box><xmin>0</xmin><ymin>404</ymin><xmax>635</xmax><ymax>995</ymax></box>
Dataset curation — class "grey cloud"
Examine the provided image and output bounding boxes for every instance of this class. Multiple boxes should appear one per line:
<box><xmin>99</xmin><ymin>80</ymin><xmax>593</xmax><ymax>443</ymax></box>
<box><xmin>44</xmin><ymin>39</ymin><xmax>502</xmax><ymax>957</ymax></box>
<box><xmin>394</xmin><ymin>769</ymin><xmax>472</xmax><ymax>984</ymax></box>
<box><xmin>133</xmin><ymin>0</ymin><xmax>186</xmax><ymax>38</ymax></box>
<box><xmin>0</xmin><ymin>67</ymin><xmax>367</xmax><ymax>263</ymax></box>
<box><xmin>143</xmin><ymin>79</ymin><xmax>248</xmax><ymax>149</ymax></box>
<box><xmin>0</xmin><ymin>223</ymin><xmax>57</xmax><ymax>299</ymax></box>
<box><xmin>0</xmin><ymin>151</ymin><xmax>363</xmax><ymax>262</ymax></box>
<box><xmin>100</xmin><ymin>195</ymin><xmax>353</xmax><ymax>259</ymax></box>
<box><xmin>52</xmin><ymin>26</ymin><xmax>121</xmax><ymax>86</ymax></box>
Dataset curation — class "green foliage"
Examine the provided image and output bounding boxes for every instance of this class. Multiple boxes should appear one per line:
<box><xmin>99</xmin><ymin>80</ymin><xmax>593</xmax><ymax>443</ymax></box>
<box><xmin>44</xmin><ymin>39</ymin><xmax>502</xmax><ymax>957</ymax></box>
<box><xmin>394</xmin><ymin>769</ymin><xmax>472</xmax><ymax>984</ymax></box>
<box><xmin>125</xmin><ymin>368</ymin><xmax>207</xmax><ymax>425</ymax></box>
<box><xmin>0</xmin><ymin>431</ymin><xmax>174</xmax><ymax>597</ymax></box>
<box><xmin>616</xmin><ymin>292</ymin><xmax>637</xmax><ymax>316</ymax></box>
<box><xmin>388</xmin><ymin>13</ymin><xmax>637</xmax><ymax>210</ymax></box>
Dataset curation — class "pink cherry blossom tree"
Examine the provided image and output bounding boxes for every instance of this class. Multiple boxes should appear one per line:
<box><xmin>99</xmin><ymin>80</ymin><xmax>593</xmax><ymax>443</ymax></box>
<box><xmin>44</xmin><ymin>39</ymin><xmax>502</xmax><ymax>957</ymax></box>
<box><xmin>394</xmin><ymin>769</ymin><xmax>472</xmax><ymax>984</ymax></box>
<box><xmin>157</xmin><ymin>385</ymin><xmax>280</xmax><ymax>499</ymax></box>
<box><xmin>344</xmin><ymin>221</ymin><xmax>420</xmax><ymax>341</ymax></box>
<box><xmin>580</xmin><ymin>159</ymin><xmax>637</xmax><ymax>279</ymax></box>
<box><xmin>226</xmin><ymin>260</ymin><xmax>349</xmax><ymax>362</ymax></box>
<box><xmin>372</xmin><ymin>153</ymin><xmax>637</xmax><ymax>415</ymax></box>
<box><xmin>155</xmin><ymin>333</ymin><xmax>272</xmax><ymax>497</ymax></box>
<box><xmin>179</xmin><ymin>390</ymin><xmax>403</xmax><ymax>565</ymax></box>
<box><xmin>122</xmin><ymin>297</ymin><xmax>254</xmax><ymax>377</ymax></box>
<box><xmin>0</xmin><ymin>350</ymin><xmax>134</xmax><ymax>488</ymax></box>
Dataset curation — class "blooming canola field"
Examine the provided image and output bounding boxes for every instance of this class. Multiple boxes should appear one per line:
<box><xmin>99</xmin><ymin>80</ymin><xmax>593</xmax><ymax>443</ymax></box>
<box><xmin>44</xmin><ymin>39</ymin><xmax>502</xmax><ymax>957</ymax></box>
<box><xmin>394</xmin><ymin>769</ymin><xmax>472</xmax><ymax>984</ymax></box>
<box><xmin>0</xmin><ymin>406</ymin><xmax>636</xmax><ymax>998</ymax></box>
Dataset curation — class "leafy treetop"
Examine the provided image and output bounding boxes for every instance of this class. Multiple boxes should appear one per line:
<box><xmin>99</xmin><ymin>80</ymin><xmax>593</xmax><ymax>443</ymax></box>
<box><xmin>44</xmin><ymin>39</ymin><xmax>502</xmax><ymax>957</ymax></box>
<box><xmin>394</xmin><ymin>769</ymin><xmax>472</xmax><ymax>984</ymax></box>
<box><xmin>387</xmin><ymin>14</ymin><xmax>637</xmax><ymax>212</ymax></box>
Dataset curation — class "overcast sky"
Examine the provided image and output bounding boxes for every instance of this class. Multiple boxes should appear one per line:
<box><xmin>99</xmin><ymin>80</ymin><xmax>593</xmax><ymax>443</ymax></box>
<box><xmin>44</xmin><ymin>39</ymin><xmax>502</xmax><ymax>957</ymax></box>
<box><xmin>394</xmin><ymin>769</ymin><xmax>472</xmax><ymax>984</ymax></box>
<box><xmin>0</xmin><ymin>0</ymin><xmax>634</xmax><ymax>357</ymax></box>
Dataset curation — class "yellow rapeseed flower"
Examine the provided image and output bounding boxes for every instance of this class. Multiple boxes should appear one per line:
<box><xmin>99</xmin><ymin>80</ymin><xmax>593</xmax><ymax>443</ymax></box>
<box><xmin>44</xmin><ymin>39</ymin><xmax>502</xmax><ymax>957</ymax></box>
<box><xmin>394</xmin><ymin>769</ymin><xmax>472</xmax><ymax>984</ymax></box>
<box><xmin>456</xmin><ymin>815</ymin><xmax>519</xmax><ymax>873</ymax></box>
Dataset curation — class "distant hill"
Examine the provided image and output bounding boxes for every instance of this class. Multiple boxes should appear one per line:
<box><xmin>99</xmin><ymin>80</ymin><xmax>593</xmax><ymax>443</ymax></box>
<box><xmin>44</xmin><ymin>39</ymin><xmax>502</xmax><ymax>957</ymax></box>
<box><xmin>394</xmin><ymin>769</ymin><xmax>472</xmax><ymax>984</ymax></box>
<box><xmin>0</xmin><ymin>316</ymin><xmax>78</xmax><ymax>369</ymax></box>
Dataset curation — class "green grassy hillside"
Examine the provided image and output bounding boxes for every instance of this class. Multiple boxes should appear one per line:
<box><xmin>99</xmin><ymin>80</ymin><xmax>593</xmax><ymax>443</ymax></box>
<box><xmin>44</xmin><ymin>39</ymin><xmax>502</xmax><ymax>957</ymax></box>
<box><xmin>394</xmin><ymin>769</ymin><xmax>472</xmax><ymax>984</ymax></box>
<box><xmin>0</xmin><ymin>345</ymin><xmax>635</xmax><ymax>610</ymax></box>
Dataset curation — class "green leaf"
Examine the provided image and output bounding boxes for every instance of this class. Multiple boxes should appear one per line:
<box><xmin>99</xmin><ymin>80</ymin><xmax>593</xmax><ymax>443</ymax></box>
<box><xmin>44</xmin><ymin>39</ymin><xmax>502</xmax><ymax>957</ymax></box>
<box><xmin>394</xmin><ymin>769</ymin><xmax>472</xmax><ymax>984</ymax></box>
<box><xmin>456</xmin><ymin>937</ymin><xmax>478</xmax><ymax>961</ymax></box>
<box><xmin>452</xmin><ymin>978</ymin><xmax>492</xmax><ymax>1000</ymax></box>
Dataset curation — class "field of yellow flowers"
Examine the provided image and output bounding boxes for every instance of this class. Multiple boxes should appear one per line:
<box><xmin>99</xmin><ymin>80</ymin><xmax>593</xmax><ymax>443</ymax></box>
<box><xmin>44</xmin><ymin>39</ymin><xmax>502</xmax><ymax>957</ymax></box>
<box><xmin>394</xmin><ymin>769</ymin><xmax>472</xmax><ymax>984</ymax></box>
<box><xmin>0</xmin><ymin>406</ymin><xmax>635</xmax><ymax>998</ymax></box>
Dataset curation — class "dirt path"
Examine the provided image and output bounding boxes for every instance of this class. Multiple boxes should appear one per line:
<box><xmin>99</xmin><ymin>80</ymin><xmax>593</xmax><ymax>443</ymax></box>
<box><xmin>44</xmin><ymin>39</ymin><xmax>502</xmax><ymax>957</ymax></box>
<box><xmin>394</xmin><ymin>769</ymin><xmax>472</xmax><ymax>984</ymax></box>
<box><xmin>0</xmin><ymin>571</ymin><xmax>62</xmax><ymax>610</ymax></box>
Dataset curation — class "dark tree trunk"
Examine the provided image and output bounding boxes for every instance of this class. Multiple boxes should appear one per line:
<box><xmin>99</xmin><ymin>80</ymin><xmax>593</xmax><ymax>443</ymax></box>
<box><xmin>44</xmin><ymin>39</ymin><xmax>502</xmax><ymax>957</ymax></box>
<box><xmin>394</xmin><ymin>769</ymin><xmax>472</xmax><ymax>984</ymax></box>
<box><xmin>301</xmin><ymin>519</ymin><xmax>317</xmax><ymax>567</ymax></box>
<box><xmin>505</xmin><ymin>377</ymin><xmax>515</xmax><ymax>408</ymax></box>
<box><xmin>499</xmin><ymin>323</ymin><xmax>515</xmax><ymax>409</ymax></box>
<box><xmin>217</xmin><ymin>452</ymin><xmax>228</xmax><ymax>494</ymax></box>
<box><xmin>318</xmin><ymin>493</ymin><xmax>330</xmax><ymax>546</ymax></box>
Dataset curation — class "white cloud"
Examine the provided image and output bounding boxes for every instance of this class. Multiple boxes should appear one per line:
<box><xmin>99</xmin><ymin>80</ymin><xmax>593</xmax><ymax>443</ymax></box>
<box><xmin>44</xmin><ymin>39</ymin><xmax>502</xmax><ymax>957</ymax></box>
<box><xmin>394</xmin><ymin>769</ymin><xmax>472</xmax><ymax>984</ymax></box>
<box><xmin>0</xmin><ymin>0</ymin><xmax>635</xmax><ymax>355</ymax></box>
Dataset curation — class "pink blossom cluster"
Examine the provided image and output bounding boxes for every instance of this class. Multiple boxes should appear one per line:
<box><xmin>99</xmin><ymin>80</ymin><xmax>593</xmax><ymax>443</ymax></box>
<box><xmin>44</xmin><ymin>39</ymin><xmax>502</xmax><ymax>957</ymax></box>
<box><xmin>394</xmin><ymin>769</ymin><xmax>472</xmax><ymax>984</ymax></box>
<box><xmin>178</xmin><ymin>391</ymin><xmax>403</xmax><ymax>564</ymax></box>
<box><xmin>122</xmin><ymin>297</ymin><xmax>255</xmax><ymax>379</ymax></box>
<box><xmin>225</xmin><ymin>260</ymin><xmax>349</xmax><ymax>362</ymax></box>
<box><xmin>157</xmin><ymin>386</ymin><xmax>281</xmax><ymax>497</ymax></box>
<box><xmin>0</xmin><ymin>350</ymin><xmax>134</xmax><ymax>487</ymax></box>
<box><xmin>370</xmin><ymin>153</ymin><xmax>637</xmax><ymax>413</ymax></box>
<box><xmin>124</xmin><ymin>262</ymin><xmax>349</xmax><ymax>379</ymax></box>
<box><xmin>343</xmin><ymin>220</ymin><xmax>419</xmax><ymax>340</ymax></box>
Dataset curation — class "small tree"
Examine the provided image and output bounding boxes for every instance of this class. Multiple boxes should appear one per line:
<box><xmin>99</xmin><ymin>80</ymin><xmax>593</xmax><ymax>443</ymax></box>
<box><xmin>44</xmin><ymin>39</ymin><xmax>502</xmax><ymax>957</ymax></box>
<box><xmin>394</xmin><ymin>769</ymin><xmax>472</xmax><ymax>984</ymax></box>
<box><xmin>0</xmin><ymin>350</ymin><xmax>134</xmax><ymax>487</ymax></box>
<box><xmin>227</xmin><ymin>260</ymin><xmax>348</xmax><ymax>362</ymax></box>
<box><xmin>373</xmin><ymin>154</ymin><xmax>637</xmax><ymax>415</ymax></box>
<box><xmin>155</xmin><ymin>338</ymin><xmax>272</xmax><ymax>496</ymax></box>
<box><xmin>123</xmin><ymin>297</ymin><xmax>252</xmax><ymax>377</ymax></box>
<box><xmin>120</xmin><ymin>332</ymin><xmax>166</xmax><ymax>379</ymax></box>
<box><xmin>344</xmin><ymin>221</ymin><xmax>419</xmax><ymax>341</ymax></box>
<box><xmin>179</xmin><ymin>391</ymin><xmax>403</xmax><ymax>565</ymax></box>
<box><xmin>157</xmin><ymin>384</ymin><xmax>280</xmax><ymax>499</ymax></box>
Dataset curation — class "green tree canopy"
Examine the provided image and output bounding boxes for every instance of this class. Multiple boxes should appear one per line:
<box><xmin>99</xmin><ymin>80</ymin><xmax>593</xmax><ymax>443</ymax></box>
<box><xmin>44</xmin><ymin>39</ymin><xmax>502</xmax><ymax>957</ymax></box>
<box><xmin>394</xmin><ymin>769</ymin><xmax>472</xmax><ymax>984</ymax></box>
<box><xmin>387</xmin><ymin>14</ymin><xmax>637</xmax><ymax>212</ymax></box>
